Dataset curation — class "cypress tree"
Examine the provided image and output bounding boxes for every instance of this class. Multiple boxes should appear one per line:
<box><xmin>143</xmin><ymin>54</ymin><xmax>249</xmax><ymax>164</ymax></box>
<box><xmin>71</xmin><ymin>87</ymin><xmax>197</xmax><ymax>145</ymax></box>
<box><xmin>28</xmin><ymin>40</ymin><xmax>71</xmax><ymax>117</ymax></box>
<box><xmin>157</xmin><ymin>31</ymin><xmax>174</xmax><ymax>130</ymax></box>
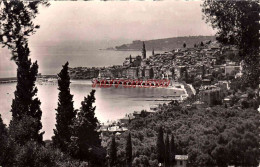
<box><xmin>157</xmin><ymin>126</ymin><xmax>165</xmax><ymax>164</ymax></box>
<box><xmin>0</xmin><ymin>114</ymin><xmax>7</xmax><ymax>137</ymax></box>
<box><xmin>0</xmin><ymin>114</ymin><xmax>8</xmax><ymax>158</ymax></box>
<box><xmin>70</xmin><ymin>90</ymin><xmax>103</xmax><ymax>161</ymax></box>
<box><xmin>8</xmin><ymin>43</ymin><xmax>44</xmax><ymax>145</ymax></box>
<box><xmin>152</xmin><ymin>49</ymin><xmax>155</xmax><ymax>56</ymax></box>
<box><xmin>126</xmin><ymin>132</ymin><xmax>132</xmax><ymax>167</ymax></box>
<box><xmin>165</xmin><ymin>133</ymin><xmax>170</xmax><ymax>166</ymax></box>
<box><xmin>170</xmin><ymin>134</ymin><xmax>176</xmax><ymax>166</ymax></box>
<box><xmin>0</xmin><ymin>0</ymin><xmax>49</xmax><ymax>145</ymax></box>
<box><xmin>0</xmin><ymin>114</ymin><xmax>15</xmax><ymax>166</ymax></box>
<box><xmin>130</xmin><ymin>55</ymin><xmax>132</xmax><ymax>63</ymax></box>
<box><xmin>53</xmin><ymin>62</ymin><xmax>76</xmax><ymax>152</ymax></box>
<box><xmin>109</xmin><ymin>135</ymin><xmax>117</xmax><ymax>167</ymax></box>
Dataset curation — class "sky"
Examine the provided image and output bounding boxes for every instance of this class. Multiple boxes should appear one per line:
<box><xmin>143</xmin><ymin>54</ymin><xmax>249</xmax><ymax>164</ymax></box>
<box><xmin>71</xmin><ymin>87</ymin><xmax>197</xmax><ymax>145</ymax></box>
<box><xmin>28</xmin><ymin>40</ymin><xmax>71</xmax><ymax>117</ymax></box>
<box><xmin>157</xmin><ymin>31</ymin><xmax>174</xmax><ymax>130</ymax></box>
<box><xmin>0</xmin><ymin>0</ymin><xmax>216</xmax><ymax>77</ymax></box>
<box><xmin>30</xmin><ymin>0</ymin><xmax>215</xmax><ymax>42</ymax></box>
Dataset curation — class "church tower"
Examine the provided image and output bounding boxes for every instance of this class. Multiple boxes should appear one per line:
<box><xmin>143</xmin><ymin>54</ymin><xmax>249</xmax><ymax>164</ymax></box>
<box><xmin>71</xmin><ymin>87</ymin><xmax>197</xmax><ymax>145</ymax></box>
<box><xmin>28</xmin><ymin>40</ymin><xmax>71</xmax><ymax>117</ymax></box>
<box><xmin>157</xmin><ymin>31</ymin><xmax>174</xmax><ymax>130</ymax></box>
<box><xmin>142</xmin><ymin>42</ymin><xmax>146</xmax><ymax>59</ymax></box>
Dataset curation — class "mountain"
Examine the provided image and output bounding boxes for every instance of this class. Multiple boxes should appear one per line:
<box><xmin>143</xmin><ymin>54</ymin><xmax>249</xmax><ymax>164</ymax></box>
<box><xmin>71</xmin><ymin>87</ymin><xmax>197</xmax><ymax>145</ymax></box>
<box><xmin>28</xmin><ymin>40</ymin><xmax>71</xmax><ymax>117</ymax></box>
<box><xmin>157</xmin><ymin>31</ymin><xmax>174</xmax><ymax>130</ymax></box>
<box><xmin>111</xmin><ymin>36</ymin><xmax>216</xmax><ymax>51</ymax></box>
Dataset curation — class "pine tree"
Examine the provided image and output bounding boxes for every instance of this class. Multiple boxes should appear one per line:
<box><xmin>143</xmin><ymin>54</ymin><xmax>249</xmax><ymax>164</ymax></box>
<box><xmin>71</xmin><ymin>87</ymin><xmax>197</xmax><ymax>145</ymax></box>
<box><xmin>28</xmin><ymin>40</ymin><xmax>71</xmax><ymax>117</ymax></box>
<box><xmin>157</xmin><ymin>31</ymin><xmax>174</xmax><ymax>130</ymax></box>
<box><xmin>170</xmin><ymin>134</ymin><xmax>176</xmax><ymax>166</ymax></box>
<box><xmin>53</xmin><ymin>62</ymin><xmax>76</xmax><ymax>152</ymax></box>
<box><xmin>70</xmin><ymin>89</ymin><xmax>103</xmax><ymax>162</ymax></box>
<box><xmin>157</xmin><ymin>126</ymin><xmax>165</xmax><ymax>164</ymax></box>
<box><xmin>165</xmin><ymin>133</ymin><xmax>170</xmax><ymax>166</ymax></box>
<box><xmin>126</xmin><ymin>132</ymin><xmax>132</xmax><ymax>167</ymax></box>
<box><xmin>109</xmin><ymin>135</ymin><xmax>117</xmax><ymax>167</ymax></box>
<box><xmin>183</xmin><ymin>43</ymin><xmax>186</xmax><ymax>48</ymax></box>
<box><xmin>152</xmin><ymin>49</ymin><xmax>155</xmax><ymax>56</ymax></box>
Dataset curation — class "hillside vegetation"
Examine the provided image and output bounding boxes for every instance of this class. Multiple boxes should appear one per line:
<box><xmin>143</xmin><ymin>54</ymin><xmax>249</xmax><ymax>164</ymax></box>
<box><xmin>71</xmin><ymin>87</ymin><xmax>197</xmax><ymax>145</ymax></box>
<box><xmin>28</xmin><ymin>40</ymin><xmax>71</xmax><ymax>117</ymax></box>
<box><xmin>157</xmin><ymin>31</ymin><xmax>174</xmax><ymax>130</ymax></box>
<box><xmin>105</xmin><ymin>103</ymin><xmax>259</xmax><ymax>167</ymax></box>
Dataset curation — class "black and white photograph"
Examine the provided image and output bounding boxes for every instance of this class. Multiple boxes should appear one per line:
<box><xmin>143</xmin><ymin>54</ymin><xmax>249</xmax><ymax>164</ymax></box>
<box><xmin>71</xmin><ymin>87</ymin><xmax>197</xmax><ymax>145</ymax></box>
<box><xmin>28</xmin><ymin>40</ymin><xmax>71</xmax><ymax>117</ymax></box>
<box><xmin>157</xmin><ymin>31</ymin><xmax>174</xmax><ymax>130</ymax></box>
<box><xmin>0</xmin><ymin>0</ymin><xmax>259</xmax><ymax>166</ymax></box>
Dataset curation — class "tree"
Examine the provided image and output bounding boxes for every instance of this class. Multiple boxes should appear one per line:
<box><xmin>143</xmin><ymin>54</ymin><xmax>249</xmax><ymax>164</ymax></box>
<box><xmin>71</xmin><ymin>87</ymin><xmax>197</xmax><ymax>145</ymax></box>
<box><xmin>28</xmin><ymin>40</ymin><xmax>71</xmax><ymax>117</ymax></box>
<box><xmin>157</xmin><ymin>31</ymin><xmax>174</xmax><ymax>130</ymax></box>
<box><xmin>70</xmin><ymin>90</ymin><xmax>105</xmax><ymax>164</ymax></box>
<box><xmin>53</xmin><ymin>62</ymin><xmax>77</xmax><ymax>152</ymax></box>
<box><xmin>202</xmin><ymin>0</ymin><xmax>260</xmax><ymax>88</ymax></box>
<box><xmin>0</xmin><ymin>114</ymin><xmax>7</xmax><ymax>142</ymax></box>
<box><xmin>156</xmin><ymin>126</ymin><xmax>165</xmax><ymax>164</ymax></box>
<box><xmin>170</xmin><ymin>134</ymin><xmax>176</xmax><ymax>166</ymax></box>
<box><xmin>200</xmin><ymin>41</ymin><xmax>204</xmax><ymax>47</ymax></box>
<box><xmin>0</xmin><ymin>114</ymin><xmax>9</xmax><ymax>165</ymax></box>
<box><xmin>164</xmin><ymin>133</ymin><xmax>170</xmax><ymax>166</ymax></box>
<box><xmin>0</xmin><ymin>0</ymin><xmax>49</xmax><ymax>60</ymax></box>
<box><xmin>0</xmin><ymin>1</ymin><xmax>49</xmax><ymax>145</ymax></box>
<box><xmin>183</xmin><ymin>42</ymin><xmax>186</xmax><ymax>48</ymax></box>
<box><xmin>152</xmin><ymin>49</ymin><xmax>155</xmax><ymax>56</ymax></box>
<box><xmin>130</xmin><ymin>55</ymin><xmax>132</xmax><ymax>63</ymax></box>
<box><xmin>109</xmin><ymin>135</ymin><xmax>117</xmax><ymax>167</ymax></box>
<box><xmin>126</xmin><ymin>132</ymin><xmax>132</xmax><ymax>167</ymax></box>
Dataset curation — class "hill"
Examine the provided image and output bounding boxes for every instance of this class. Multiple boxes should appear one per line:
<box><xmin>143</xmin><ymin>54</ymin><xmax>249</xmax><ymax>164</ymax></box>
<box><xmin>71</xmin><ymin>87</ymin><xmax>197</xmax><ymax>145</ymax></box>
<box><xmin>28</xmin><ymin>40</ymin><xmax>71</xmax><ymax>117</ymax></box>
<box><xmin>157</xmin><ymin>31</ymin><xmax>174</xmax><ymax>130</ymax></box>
<box><xmin>112</xmin><ymin>36</ymin><xmax>216</xmax><ymax>51</ymax></box>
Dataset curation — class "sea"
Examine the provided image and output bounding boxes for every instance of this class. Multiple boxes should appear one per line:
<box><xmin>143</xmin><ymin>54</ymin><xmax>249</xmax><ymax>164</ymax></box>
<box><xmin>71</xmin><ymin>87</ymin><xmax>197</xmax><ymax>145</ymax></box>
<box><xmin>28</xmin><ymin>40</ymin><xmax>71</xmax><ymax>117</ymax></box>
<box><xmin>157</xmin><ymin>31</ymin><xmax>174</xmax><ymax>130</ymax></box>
<box><xmin>0</xmin><ymin>48</ymin><xmax>184</xmax><ymax>140</ymax></box>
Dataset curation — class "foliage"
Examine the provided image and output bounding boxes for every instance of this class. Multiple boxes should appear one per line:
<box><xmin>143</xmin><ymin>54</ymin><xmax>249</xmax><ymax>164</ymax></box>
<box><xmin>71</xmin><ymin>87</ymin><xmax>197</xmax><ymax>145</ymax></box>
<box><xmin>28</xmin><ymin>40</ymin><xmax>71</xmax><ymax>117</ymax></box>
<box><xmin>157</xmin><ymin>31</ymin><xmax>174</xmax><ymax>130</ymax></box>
<box><xmin>164</xmin><ymin>133</ymin><xmax>170</xmax><ymax>166</ymax></box>
<box><xmin>202</xmin><ymin>0</ymin><xmax>260</xmax><ymax>88</ymax></box>
<box><xmin>70</xmin><ymin>90</ymin><xmax>106</xmax><ymax>165</ymax></box>
<box><xmin>156</xmin><ymin>126</ymin><xmax>165</xmax><ymax>163</ymax></box>
<box><xmin>126</xmin><ymin>132</ymin><xmax>132</xmax><ymax>167</ymax></box>
<box><xmin>0</xmin><ymin>0</ymin><xmax>49</xmax><ymax>61</ymax></box>
<box><xmin>0</xmin><ymin>0</ymin><xmax>46</xmax><ymax>144</ymax></box>
<box><xmin>170</xmin><ymin>134</ymin><xmax>176</xmax><ymax>166</ymax></box>
<box><xmin>53</xmin><ymin>62</ymin><xmax>77</xmax><ymax>152</ymax></box>
<box><xmin>118</xmin><ymin>104</ymin><xmax>260</xmax><ymax>166</ymax></box>
<box><xmin>0</xmin><ymin>114</ymin><xmax>10</xmax><ymax>166</ymax></box>
<box><xmin>0</xmin><ymin>137</ymin><xmax>88</xmax><ymax>167</ymax></box>
<box><xmin>109</xmin><ymin>135</ymin><xmax>117</xmax><ymax>167</ymax></box>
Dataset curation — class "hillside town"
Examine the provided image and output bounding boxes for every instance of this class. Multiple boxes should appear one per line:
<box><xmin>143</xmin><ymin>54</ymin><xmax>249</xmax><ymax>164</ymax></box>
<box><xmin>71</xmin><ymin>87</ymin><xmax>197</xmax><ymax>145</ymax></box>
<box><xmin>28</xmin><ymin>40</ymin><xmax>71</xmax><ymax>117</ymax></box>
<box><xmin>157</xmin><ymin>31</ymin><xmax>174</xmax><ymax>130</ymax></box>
<box><xmin>70</xmin><ymin>39</ymin><xmax>243</xmax><ymax>106</ymax></box>
<box><xmin>69</xmin><ymin>40</ymin><xmax>253</xmax><ymax>139</ymax></box>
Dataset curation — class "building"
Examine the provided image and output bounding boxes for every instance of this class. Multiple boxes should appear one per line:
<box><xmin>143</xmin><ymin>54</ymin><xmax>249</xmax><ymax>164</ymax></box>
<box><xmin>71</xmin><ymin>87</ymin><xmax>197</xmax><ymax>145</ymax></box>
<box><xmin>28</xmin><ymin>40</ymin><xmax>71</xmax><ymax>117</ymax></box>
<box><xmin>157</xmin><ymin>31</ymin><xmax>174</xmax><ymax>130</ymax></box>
<box><xmin>118</xmin><ymin>114</ymin><xmax>135</xmax><ymax>124</ymax></box>
<box><xmin>126</xmin><ymin>67</ymin><xmax>138</xmax><ymax>79</ymax></box>
<box><xmin>144</xmin><ymin>67</ymin><xmax>153</xmax><ymax>79</ymax></box>
<box><xmin>123</xmin><ymin>58</ymin><xmax>130</xmax><ymax>66</ymax></box>
<box><xmin>174</xmin><ymin>155</ymin><xmax>188</xmax><ymax>167</ymax></box>
<box><xmin>100</xmin><ymin>69</ymin><xmax>112</xmax><ymax>78</ymax></box>
<box><xmin>225</xmin><ymin>65</ymin><xmax>240</xmax><ymax>76</ymax></box>
<box><xmin>174</xmin><ymin>66</ymin><xmax>186</xmax><ymax>80</ymax></box>
<box><xmin>199</xmin><ymin>86</ymin><xmax>223</xmax><ymax>106</ymax></box>
<box><xmin>132</xmin><ymin>55</ymin><xmax>142</xmax><ymax>67</ymax></box>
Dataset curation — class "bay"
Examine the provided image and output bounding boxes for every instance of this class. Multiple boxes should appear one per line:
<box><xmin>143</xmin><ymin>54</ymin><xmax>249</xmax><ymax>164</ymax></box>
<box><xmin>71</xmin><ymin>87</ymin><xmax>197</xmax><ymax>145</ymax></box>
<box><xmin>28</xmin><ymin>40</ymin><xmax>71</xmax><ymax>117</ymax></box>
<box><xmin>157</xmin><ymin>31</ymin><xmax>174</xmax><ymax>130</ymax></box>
<box><xmin>0</xmin><ymin>80</ymin><xmax>185</xmax><ymax>140</ymax></box>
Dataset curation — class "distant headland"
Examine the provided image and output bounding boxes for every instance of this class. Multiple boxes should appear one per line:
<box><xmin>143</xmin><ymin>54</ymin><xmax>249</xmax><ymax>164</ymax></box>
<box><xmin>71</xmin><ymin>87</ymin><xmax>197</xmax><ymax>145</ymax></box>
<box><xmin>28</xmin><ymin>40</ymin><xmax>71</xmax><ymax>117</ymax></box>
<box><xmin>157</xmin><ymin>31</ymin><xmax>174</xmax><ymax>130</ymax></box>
<box><xmin>107</xmin><ymin>35</ymin><xmax>215</xmax><ymax>51</ymax></box>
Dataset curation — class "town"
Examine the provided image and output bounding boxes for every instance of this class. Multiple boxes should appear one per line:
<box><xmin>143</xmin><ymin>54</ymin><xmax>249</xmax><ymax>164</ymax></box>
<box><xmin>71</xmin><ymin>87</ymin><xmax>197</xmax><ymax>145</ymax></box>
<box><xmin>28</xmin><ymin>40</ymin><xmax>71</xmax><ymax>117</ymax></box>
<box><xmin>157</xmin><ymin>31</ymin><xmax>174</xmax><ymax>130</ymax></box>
<box><xmin>69</xmin><ymin>39</ymin><xmax>250</xmax><ymax>136</ymax></box>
